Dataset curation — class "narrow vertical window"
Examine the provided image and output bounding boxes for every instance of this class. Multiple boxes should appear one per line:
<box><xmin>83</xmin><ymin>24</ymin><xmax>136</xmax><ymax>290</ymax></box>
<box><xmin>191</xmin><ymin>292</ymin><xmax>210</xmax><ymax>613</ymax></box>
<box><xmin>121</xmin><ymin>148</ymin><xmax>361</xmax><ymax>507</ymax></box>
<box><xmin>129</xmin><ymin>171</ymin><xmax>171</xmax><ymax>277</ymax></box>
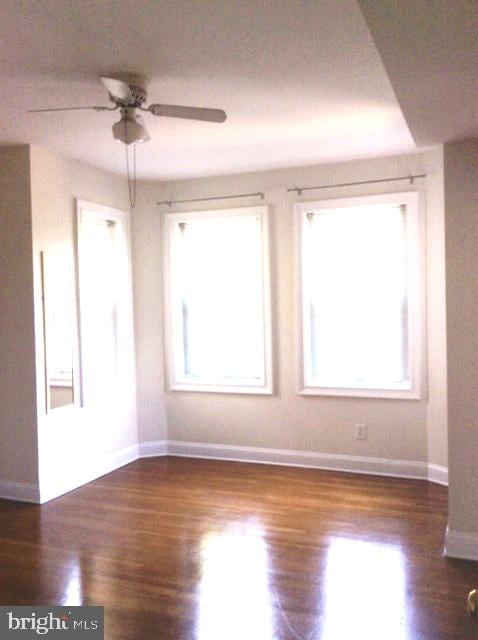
<box><xmin>76</xmin><ymin>200</ymin><xmax>135</xmax><ymax>406</ymax></box>
<box><xmin>298</xmin><ymin>192</ymin><xmax>421</xmax><ymax>398</ymax></box>
<box><xmin>79</xmin><ymin>218</ymin><xmax>118</xmax><ymax>392</ymax></box>
<box><xmin>164</xmin><ymin>207</ymin><xmax>272</xmax><ymax>394</ymax></box>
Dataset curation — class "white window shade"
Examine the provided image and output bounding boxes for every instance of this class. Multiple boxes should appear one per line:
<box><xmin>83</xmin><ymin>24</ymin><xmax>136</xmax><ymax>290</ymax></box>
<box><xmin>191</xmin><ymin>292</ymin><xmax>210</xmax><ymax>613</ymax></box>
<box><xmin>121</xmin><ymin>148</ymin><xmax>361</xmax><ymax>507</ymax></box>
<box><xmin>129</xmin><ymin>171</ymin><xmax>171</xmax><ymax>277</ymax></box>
<box><xmin>79</xmin><ymin>218</ymin><xmax>118</xmax><ymax>395</ymax></box>
<box><xmin>165</xmin><ymin>207</ymin><xmax>272</xmax><ymax>393</ymax></box>
<box><xmin>298</xmin><ymin>192</ymin><xmax>421</xmax><ymax>399</ymax></box>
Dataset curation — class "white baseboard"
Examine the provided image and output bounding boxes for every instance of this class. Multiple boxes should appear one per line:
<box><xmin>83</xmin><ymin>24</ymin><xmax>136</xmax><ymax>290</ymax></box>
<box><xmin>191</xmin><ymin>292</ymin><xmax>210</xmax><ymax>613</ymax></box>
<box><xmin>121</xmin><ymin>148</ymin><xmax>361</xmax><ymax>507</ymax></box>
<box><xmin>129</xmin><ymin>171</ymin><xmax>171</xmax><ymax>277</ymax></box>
<box><xmin>139</xmin><ymin>440</ymin><xmax>168</xmax><ymax>458</ymax></box>
<box><xmin>428</xmin><ymin>464</ymin><xmax>448</xmax><ymax>486</ymax></box>
<box><xmin>166</xmin><ymin>440</ymin><xmax>430</xmax><ymax>481</ymax></box>
<box><xmin>0</xmin><ymin>479</ymin><xmax>40</xmax><ymax>503</ymax></box>
<box><xmin>39</xmin><ymin>442</ymin><xmax>140</xmax><ymax>503</ymax></box>
<box><xmin>444</xmin><ymin>526</ymin><xmax>478</xmax><ymax>561</ymax></box>
<box><xmin>1</xmin><ymin>439</ymin><xmax>448</xmax><ymax>505</ymax></box>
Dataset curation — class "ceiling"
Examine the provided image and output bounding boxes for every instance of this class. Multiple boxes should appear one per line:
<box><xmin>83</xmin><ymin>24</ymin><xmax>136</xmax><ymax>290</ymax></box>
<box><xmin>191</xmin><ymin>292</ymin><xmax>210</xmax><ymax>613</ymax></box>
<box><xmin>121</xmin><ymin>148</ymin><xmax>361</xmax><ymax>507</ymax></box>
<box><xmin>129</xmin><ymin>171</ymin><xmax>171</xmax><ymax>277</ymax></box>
<box><xmin>0</xmin><ymin>0</ymin><xmax>474</xmax><ymax>180</ymax></box>
<box><xmin>358</xmin><ymin>0</ymin><xmax>478</xmax><ymax>147</ymax></box>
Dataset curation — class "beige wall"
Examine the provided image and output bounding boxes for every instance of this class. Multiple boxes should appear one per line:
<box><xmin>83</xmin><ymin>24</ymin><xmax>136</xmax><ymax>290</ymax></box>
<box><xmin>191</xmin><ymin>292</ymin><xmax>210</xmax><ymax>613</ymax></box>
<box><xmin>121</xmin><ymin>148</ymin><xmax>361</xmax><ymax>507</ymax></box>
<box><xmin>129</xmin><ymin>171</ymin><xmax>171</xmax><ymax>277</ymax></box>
<box><xmin>29</xmin><ymin>146</ymin><xmax>138</xmax><ymax>501</ymax></box>
<box><xmin>130</xmin><ymin>185</ymin><xmax>168</xmax><ymax>443</ymax></box>
<box><xmin>424</xmin><ymin>148</ymin><xmax>448</xmax><ymax>468</ymax></box>
<box><xmin>0</xmin><ymin>145</ymin><xmax>38</xmax><ymax>487</ymax></box>
<box><xmin>444</xmin><ymin>139</ymin><xmax>478</xmax><ymax>534</ymax></box>
<box><xmin>133</xmin><ymin>152</ymin><xmax>449</xmax><ymax>463</ymax></box>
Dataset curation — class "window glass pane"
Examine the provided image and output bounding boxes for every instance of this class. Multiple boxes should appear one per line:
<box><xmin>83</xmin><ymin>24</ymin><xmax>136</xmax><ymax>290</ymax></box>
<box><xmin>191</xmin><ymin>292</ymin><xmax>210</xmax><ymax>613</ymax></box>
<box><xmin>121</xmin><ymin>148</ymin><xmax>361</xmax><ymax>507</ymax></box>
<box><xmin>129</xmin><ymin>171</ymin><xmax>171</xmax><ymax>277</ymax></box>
<box><xmin>303</xmin><ymin>204</ymin><xmax>409</xmax><ymax>389</ymax></box>
<box><xmin>174</xmin><ymin>215</ymin><xmax>265</xmax><ymax>382</ymax></box>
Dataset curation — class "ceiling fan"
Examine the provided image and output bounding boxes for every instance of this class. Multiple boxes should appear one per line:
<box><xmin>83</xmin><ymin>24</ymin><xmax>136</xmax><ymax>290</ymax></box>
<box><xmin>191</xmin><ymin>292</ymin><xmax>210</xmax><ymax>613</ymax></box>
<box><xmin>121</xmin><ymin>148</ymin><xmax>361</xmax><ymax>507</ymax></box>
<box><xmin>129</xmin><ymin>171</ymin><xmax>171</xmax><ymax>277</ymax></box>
<box><xmin>29</xmin><ymin>73</ymin><xmax>227</xmax><ymax>144</ymax></box>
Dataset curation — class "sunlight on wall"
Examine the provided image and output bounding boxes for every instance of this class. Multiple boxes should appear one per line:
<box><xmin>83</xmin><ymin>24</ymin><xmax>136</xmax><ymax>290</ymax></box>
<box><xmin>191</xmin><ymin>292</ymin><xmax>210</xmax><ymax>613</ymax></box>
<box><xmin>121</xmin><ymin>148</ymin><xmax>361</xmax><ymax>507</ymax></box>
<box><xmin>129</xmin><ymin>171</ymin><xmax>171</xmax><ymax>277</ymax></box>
<box><xmin>198</xmin><ymin>525</ymin><xmax>274</xmax><ymax>640</ymax></box>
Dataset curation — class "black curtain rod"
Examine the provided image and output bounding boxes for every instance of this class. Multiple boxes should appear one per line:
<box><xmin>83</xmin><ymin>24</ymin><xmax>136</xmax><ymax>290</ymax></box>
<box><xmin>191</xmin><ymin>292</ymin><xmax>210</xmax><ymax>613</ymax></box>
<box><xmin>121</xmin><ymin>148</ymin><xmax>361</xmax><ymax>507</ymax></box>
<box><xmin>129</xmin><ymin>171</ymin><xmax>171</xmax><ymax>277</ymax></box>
<box><xmin>157</xmin><ymin>191</ymin><xmax>264</xmax><ymax>206</ymax></box>
<box><xmin>287</xmin><ymin>174</ymin><xmax>426</xmax><ymax>195</ymax></box>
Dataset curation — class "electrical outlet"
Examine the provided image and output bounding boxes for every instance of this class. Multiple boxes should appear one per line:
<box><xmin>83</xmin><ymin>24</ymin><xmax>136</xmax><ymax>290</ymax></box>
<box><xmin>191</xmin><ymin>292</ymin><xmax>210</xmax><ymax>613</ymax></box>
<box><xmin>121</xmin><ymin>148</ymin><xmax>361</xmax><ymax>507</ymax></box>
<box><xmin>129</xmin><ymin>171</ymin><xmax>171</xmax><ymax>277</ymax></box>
<box><xmin>355</xmin><ymin>424</ymin><xmax>367</xmax><ymax>440</ymax></box>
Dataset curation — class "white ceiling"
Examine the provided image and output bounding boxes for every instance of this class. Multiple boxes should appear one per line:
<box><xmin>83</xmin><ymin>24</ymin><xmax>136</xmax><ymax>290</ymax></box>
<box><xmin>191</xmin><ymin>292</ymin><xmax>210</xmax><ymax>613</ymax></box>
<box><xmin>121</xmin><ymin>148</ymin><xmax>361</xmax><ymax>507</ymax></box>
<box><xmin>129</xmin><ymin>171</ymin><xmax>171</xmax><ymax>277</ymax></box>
<box><xmin>0</xmin><ymin>0</ymin><xmax>418</xmax><ymax>179</ymax></box>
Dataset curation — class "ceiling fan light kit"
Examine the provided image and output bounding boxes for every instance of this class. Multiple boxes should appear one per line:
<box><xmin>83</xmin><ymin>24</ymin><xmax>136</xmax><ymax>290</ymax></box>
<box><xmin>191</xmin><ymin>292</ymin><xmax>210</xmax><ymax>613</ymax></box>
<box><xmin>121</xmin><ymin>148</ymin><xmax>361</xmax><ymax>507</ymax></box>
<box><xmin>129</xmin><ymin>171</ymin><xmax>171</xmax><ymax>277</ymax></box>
<box><xmin>28</xmin><ymin>72</ymin><xmax>227</xmax><ymax>207</ymax></box>
<box><xmin>113</xmin><ymin>108</ymin><xmax>150</xmax><ymax>145</ymax></box>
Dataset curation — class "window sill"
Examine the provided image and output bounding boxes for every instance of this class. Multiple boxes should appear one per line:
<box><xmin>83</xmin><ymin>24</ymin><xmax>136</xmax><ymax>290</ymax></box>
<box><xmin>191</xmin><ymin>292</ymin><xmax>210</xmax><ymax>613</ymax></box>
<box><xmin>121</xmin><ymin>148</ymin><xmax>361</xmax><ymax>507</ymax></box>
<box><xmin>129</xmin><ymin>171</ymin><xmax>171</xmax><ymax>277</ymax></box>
<box><xmin>300</xmin><ymin>385</ymin><xmax>420</xmax><ymax>400</ymax></box>
<box><xmin>170</xmin><ymin>382</ymin><xmax>273</xmax><ymax>395</ymax></box>
<box><xmin>50</xmin><ymin>379</ymin><xmax>73</xmax><ymax>388</ymax></box>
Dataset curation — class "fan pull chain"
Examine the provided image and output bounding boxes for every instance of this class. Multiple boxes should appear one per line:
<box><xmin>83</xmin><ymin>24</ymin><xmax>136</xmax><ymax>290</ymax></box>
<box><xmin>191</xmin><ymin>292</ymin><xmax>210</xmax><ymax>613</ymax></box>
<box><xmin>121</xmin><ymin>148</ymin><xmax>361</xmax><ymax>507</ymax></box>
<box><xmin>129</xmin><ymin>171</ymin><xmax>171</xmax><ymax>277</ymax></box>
<box><xmin>124</xmin><ymin>119</ymin><xmax>137</xmax><ymax>209</ymax></box>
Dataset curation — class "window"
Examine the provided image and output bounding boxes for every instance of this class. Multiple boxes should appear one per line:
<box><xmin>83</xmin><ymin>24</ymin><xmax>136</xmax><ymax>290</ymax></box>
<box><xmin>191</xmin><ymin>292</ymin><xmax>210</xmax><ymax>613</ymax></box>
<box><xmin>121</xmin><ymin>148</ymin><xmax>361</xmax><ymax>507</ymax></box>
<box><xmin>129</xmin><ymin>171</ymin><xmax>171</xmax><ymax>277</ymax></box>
<box><xmin>76</xmin><ymin>200</ymin><xmax>135</xmax><ymax>406</ymax></box>
<box><xmin>297</xmin><ymin>192</ymin><xmax>421</xmax><ymax>398</ymax></box>
<box><xmin>164</xmin><ymin>206</ymin><xmax>272</xmax><ymax>393</ymax></box>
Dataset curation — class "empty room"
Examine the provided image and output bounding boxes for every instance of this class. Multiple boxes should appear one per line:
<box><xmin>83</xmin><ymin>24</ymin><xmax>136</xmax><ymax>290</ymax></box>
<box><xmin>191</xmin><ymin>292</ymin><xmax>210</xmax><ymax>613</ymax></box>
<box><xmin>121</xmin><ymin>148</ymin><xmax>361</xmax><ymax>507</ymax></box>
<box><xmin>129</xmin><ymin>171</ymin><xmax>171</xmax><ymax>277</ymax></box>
<box><xmin>0</xmin><ymin>1</ymin><xmax>477</xmax><ymax>638</ymax></box>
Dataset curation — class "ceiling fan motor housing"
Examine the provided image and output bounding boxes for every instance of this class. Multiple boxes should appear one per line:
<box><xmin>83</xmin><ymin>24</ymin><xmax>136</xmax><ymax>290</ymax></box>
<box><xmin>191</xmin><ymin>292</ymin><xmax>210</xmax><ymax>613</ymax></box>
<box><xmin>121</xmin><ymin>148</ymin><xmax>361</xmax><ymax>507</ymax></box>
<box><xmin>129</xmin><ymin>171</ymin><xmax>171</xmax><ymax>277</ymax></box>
<box><xmin>109</xmin><ymin>73</ymin><xmax>149</xmax><ymax>106</ymax></box>
<box><xmin>127</xmin><ymin>84</ymin><xmax>147</xmax><ymax>106</ymax></box>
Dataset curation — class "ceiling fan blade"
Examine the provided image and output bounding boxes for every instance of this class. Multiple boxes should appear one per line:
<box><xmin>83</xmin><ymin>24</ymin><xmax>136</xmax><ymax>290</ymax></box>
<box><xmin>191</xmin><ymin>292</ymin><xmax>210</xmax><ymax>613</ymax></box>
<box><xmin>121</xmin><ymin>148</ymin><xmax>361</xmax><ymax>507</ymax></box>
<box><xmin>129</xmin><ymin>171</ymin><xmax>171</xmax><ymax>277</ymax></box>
<box><xmin>28</xmin><ymin>105</ymin><xmax>114</xmax><ymax>113</ymax></box>
<box><xmin>101</xmin><ymin>76</ymin><xmax>134</xmax><ymax>103</ymax></box>
<box><xmin>148</xmin><ymin>104</ymin><xmax>227</xmax><ymax>123</ymax></box>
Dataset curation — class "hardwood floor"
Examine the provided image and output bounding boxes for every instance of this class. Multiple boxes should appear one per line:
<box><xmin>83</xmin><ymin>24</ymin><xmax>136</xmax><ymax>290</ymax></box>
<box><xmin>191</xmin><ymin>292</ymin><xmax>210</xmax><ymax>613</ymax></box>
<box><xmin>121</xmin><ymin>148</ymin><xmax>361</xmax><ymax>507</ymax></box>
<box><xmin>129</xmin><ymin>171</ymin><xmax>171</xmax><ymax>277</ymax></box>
<box><xmin>1</xmin><ymin>457</ymin><xmax>477</xmax><ymax>639</ymax></box>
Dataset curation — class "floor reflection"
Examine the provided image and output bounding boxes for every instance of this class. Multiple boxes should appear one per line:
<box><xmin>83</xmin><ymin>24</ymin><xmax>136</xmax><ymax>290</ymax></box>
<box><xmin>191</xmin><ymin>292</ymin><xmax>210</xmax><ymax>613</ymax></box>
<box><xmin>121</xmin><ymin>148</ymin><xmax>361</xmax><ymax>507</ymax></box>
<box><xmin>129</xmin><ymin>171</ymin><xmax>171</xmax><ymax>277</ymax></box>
<box><xmin>197</xmin><ymin>524</ymin><xmax>274</xmax><ymax>640</ymax></box>
<box><xmin>60</xmin><ymin>558</ymin><xmax>83</xmax><ymax>606</ymax></box>
<box><xmin>322</xmin><ymin>537</ymin><xmax>407</xmax><ymax>640</ymax></box>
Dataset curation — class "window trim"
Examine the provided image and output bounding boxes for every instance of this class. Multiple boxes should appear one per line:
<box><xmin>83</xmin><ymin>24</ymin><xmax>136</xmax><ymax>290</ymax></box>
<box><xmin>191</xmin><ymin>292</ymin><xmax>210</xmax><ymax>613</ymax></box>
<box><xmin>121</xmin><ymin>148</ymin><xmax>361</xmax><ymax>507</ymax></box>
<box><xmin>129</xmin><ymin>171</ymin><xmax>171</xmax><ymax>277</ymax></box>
<box><xmin>295</xmin><ymin>191</ymin><xmax>423</xmax><ymax>400</ymax></box>
<box><xmin>163</xmin><ymin>205</ymin><xmax>273</xmax><ymax>395</ymax></box>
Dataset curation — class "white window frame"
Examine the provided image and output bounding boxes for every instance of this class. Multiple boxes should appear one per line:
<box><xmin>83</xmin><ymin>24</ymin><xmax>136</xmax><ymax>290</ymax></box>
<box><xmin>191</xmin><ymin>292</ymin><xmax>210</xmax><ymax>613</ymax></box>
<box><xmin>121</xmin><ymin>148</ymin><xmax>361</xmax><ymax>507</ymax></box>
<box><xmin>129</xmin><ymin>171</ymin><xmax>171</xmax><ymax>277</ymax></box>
<box><xmin>163</xmin><ymin>206</ymin><xmax>273</xmax><ymax>394</ymax></box>
<box><xmin>75</xmin><ymin>199</ymin><xmax>136</xmax><ymax>406</ymax></box>
<box><xmin>296</xmin><ymin>191</ymin><xmax>423</xmax><ymax>399</ymax></box>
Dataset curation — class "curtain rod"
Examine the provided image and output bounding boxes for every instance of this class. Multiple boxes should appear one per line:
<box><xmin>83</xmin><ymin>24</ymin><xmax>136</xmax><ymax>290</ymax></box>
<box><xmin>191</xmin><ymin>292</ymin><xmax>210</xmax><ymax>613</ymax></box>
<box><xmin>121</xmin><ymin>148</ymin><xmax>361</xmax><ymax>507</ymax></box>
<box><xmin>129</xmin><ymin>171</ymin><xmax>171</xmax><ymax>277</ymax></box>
<box><xmin>287</xmin><ymin>174</ymin><xmax>426</xmax><ymax>196</ymax></box>
<box><xmin>157</xmin><ymin>191</ymin><xmax>264</xmax><ymax>206</ymax></box>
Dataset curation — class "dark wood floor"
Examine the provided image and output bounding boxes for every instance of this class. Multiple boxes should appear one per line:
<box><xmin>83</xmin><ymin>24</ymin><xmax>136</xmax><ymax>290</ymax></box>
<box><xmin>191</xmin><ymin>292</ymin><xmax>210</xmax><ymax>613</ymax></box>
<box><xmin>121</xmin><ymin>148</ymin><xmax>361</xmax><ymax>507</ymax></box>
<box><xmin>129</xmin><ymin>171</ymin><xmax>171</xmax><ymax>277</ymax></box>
<box><xmin>1</xmin><ymin>457</ymin><xmax>477</xmax><ymax>639</ymax></box>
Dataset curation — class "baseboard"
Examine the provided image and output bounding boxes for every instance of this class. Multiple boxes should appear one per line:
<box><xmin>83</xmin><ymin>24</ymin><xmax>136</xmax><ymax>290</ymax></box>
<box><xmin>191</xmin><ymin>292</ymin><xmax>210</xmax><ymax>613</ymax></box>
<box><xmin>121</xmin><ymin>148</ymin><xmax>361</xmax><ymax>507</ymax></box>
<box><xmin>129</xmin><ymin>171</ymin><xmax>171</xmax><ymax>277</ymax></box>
<box><xmin>0</xmin><ymin>479</ymin><xmax>40</xmax><ymax>503</ymax></box>
<box><xmin>138</xmin><ymin>440</ymin><xmax>168</xmax><ymax>458</ymax></box>
<box><xmin>428</xmin><ymin>463</ymin><xmax>448</xmax><ymax>486</ymax></box>
<box><xmin>166</xmin><ymin>440</ymin><xmax>429</xmax><ymax>481</ymax></box>
<box><xmin>39</xmin><ymin>443</ymin><xmax>140</xmax><ymax>503</ymax></box>
<box><xmin>444</xmin><ymin>526</ymin><xmax>478</xmax><ymax>561</ymax></box>
<box><xmin>2</xmin><ymin>439</ymin><xmax>447</xmax><ymax>505</ymax></box>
